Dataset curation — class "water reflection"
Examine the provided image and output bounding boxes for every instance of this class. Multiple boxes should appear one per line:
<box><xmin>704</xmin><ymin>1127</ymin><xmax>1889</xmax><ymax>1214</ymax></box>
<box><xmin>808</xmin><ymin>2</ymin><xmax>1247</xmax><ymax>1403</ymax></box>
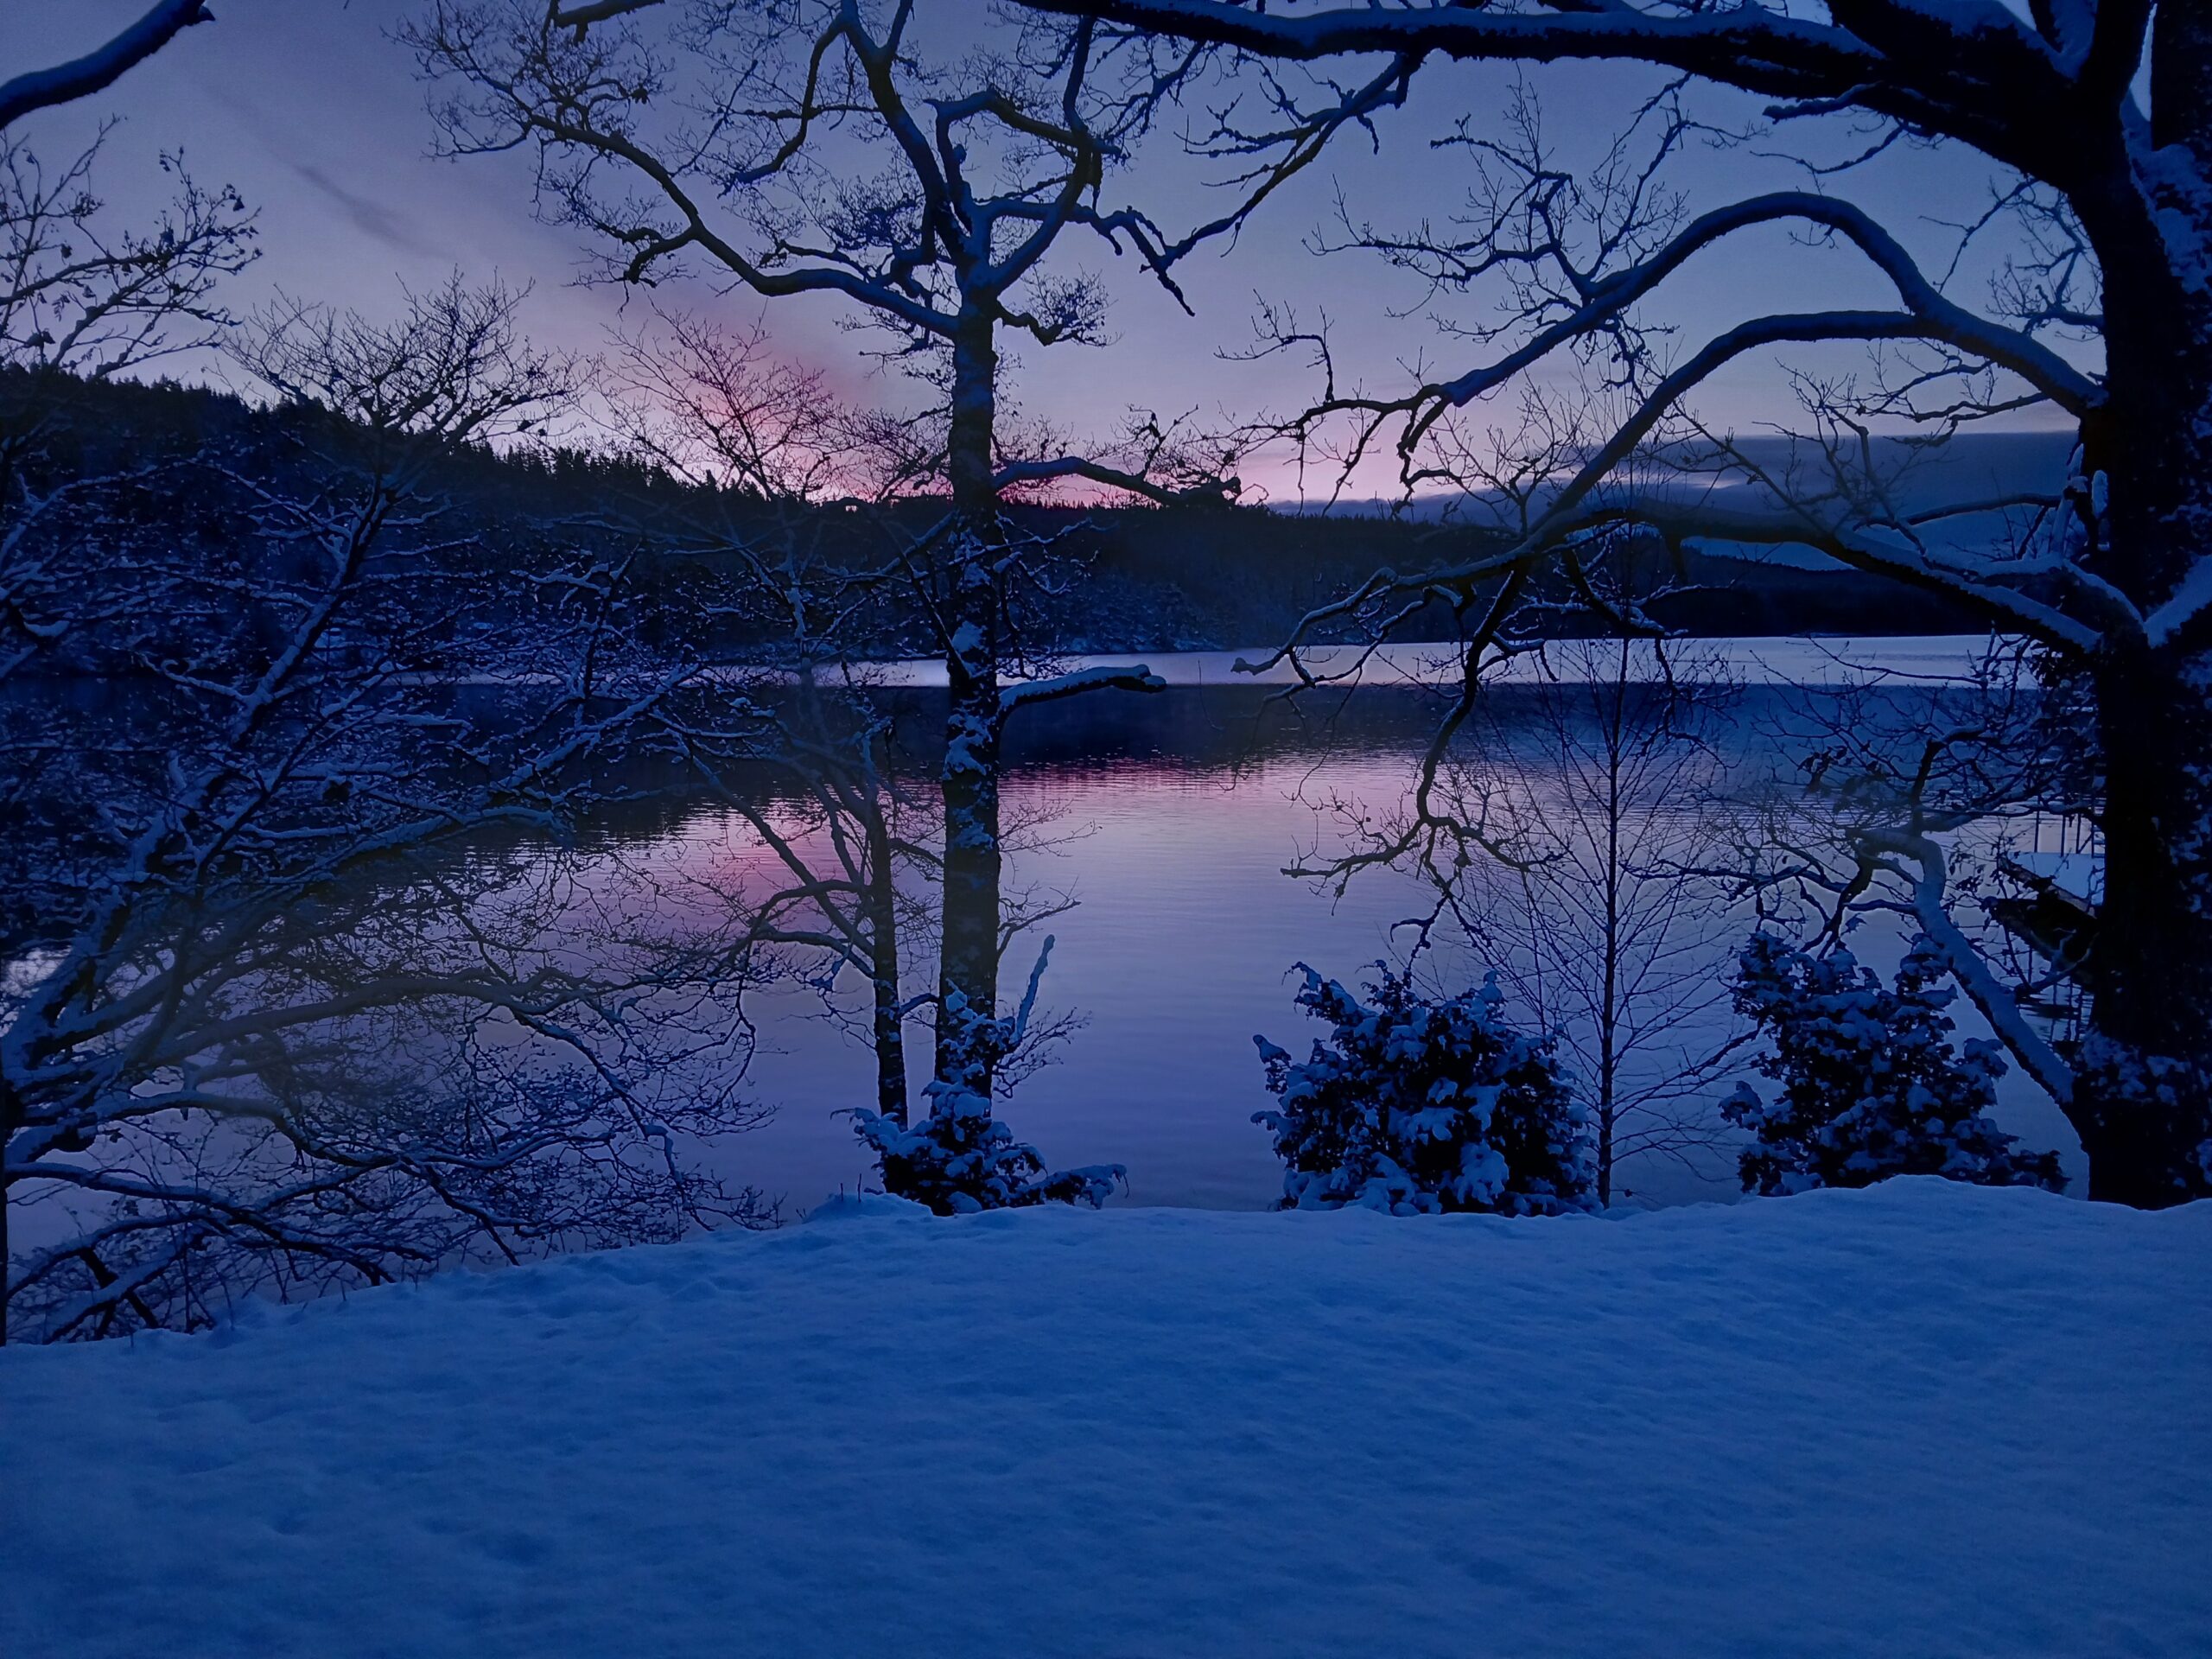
<box><xmin>8</xmin><ymin>637</ymin><xmax>2082</xmax><ymax>1222</ymax></box>
<box><xmin>588</xmin><ymin>638</ymin><xmax>2080</xmax><ymax>1211</ymax></box>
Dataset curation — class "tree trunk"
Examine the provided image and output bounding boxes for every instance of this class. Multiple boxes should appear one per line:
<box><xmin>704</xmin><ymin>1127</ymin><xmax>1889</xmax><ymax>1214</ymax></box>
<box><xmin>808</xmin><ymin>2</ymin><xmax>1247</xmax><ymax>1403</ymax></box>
<box><xmin>862</xmin><ymin>734</ymin><xmax>909</xmax><ymax>1126</ymax></box>
<box><xmin>932</xmin><ymin>310</ymin><xmax>1005</xmax><ymax>1101</ymax></box>
<box><xmin>2060</xmin><ymin>96</ymin><xmax>2212</xmax><ymax>1205</ymax></box>
<box><xmin>0</xmin><ymin>1071</ymin><xmax>16</xmax><ymax>1344</ymax></box>
<box><xmin>1596</xmin><ymin>639</ymin><xmax>1627</xmax><ymax>1208</ymax></box>
<box><xmin>2073</xmin><ymin>642</ymin><xmax>2212</xmax><ymax>1205</ymax></box>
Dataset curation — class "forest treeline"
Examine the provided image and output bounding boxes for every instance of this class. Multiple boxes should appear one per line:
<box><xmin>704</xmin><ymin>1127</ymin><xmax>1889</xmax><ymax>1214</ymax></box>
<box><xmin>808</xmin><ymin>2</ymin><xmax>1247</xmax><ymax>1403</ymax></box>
<box><xmin>6</xmin><ymin>366</ymin><xmax>1980</xmax><ymax>674</ymax></box>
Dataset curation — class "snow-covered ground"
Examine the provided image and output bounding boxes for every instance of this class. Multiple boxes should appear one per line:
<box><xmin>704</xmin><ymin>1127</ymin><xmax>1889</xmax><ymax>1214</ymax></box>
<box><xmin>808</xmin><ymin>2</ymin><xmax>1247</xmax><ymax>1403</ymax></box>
<box><xmin>3</xmin><ymin>1183</ymin><xmax>2207</xmax><ymax>1658</ymax></box>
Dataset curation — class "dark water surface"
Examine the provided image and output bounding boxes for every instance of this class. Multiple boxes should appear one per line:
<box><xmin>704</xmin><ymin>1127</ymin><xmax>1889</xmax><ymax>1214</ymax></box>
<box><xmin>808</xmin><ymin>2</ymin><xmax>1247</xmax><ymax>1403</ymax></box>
<box><xmin>6</xmin><ymin>637</ymin><xmax>2084</xmax><ymax>1223</ymax></box>
<box><xmin>635</xmin><ymin>639</ymin><xmax>2084</xmax><ymax>1211</ymax></box>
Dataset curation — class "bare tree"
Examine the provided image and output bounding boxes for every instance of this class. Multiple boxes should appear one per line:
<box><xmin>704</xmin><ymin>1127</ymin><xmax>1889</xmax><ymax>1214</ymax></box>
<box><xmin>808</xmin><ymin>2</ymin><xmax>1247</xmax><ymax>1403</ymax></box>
<box><xmin>0</xmin><ymin>0</ymin><xmax>246</xmax><ymax>690</ymax></box>
<box><xmin>1713</xmin><ymin>637</ymin><xmax>2092</xmax><ymax>1122</ymax></box>
<box><xmin>601</xmin><ymin>309</ymin><xmax>928</xmax><ymax>1128</ymax></box>
<box><xmin>0</xmin><ymin>126</ymin><xmax>255</xmax><ymax>683</ymax></box>
<box><xmin>598</xmin><ymin>308</ymin><xmax>1105</xmax><ymax>1195</ymax></box>
<box><xmin>406</xmin><ymin>0</ymin><xmax>1280</xmax><ymax>1205</ymax></box>
<box><xmin>1420</xmin><ymin>632</ymin><xmax>1742</xmax><ymax>1206</ymax></box>
<box><xmin>0</xmin><ymin>280</ymin><xmax>773</xmax><ymax>1342</ymax></box>
<box><xmin>1269</xmin><ymin>391</ymin><xmax>1744</xmax><ymax>1204</ymax></box>
<box><xmin>1018</xmin><ymin>0</ymin><xmax>2212</xmax><ymax>1205</ymax></box>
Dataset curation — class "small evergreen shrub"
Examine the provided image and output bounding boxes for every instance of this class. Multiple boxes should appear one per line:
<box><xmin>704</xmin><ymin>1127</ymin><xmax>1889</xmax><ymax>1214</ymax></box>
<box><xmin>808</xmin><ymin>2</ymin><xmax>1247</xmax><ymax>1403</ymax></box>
<box><xmin>1723</xmin><ymin>933</ymin><xmax>2065</xmax><ymax>1195</ymax></box>
<box><xmin>1253</xmin><ymin>964</ymin><xmax>1596</xmax><ymax>1216</ymax></box>
<box><xmin>851</xmin><ymin>1079</ymin><xmax>1123</xmax><ymax>1216</ymax></box>
<box><xmin>849</xmin><ymin>987</ymin><xmax>1123</xmax><ymax>1215</ymax></box>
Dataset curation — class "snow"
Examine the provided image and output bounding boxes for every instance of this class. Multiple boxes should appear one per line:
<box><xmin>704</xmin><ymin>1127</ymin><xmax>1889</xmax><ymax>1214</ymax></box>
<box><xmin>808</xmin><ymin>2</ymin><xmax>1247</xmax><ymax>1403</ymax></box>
<box><xmin>873</xmin><ymin>634</ymin><xmax>2007</xmax><ymax>690</ymax></box>
<box><xmin>4</xmin><ymin>1183</ymin><xmax>2208</xmax><ymax>1658</ymax></box>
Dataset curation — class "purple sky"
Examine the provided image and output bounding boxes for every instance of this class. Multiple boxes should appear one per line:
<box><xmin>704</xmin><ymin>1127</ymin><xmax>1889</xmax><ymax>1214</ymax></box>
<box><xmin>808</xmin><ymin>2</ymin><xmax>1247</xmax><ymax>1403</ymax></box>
<box><xmin>5</xmin><ymin>1</ymin><xmax>2082</xmax><ymax>499</ymax></box>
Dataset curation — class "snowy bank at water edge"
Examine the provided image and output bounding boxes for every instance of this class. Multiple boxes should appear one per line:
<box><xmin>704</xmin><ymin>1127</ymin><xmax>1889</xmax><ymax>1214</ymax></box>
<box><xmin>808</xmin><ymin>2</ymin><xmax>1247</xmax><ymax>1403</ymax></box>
<box><xmin>3</xmin><ymin>1183</ymin><xmax>2207</xmax><ymax>1659</ymax></box>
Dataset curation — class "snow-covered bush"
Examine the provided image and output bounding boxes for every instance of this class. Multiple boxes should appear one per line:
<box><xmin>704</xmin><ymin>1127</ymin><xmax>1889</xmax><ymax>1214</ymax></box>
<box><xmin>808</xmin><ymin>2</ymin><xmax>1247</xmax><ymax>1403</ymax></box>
<box><xmin>848</xmin><ymin>985</ymin><xmax>1123</xmax><ymax>1215</ymax></box>
<box><xmin>1723</xmin><ymin>933</ymin><xmax>2065</xmax><ymax>1196</ymax></box>
<box><xmin>1253</xmin><ymin>965</ymin><xmax>1596</xmax><ymax>1216</ymax></box>
<box><xmin>850</xmin><ymin>1081</ymin><xmax>1123</xmax><ymax>1215</ymax></box>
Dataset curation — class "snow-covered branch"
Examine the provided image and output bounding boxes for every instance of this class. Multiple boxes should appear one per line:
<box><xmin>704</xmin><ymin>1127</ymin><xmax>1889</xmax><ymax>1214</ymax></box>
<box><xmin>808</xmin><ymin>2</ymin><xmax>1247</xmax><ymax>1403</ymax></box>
<box><xmin>0</xmin><ymin>1</ymin><xmax>213</xmax><ymax>131</ymax></box>
<box><xmin>999</xmin><ymin>664</ymin><xmax>1166</xmax><ymax>715</ymax></box>
<box><xmin>2</xmin><ymin>283</ymin><xmax>779</xmax><ymax>1342</ymax></box>
<box><xmin>1859</xmin><ymin>824</ymin><xmax>2078</xmax><ymax>1109</ymax></box>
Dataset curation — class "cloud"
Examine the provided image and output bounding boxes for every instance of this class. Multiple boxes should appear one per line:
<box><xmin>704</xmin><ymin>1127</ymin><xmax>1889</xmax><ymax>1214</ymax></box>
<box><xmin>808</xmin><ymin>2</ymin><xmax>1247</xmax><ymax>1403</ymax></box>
<box><xmin>286</xmin><ymin>160</ymin><xmax>447</xmax><ymax>260</ymax></box>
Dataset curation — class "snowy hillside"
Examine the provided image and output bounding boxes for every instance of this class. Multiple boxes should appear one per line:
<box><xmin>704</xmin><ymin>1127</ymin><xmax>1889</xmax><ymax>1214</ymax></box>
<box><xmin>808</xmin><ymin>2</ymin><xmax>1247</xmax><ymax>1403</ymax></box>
<box><xmin>3</xmin><ymin>1184</ymin><xmax>2207</xmax><ymax>1659</ymax></box>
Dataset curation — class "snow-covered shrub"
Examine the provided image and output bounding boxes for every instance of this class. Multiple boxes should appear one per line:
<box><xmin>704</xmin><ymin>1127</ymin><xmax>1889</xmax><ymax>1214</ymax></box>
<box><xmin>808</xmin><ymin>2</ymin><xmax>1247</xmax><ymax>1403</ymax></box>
<box><xmin>1723</xmin><ymin>933</ymin><xmax>2065</xmax><ymax>1196</ymax></box>
<box><xmin>848</xmin><ymin>986</ymin><xmax>1123</xmax><ymax>1215</ymax></box>
<box><xmin>850</xmin><ymin>1081</ymin><xmax>1122</xmax><ymax>1215</ymax></box>
<box><xmin>1253</xmin><ymin>964</ymin><xmax>1596</xmax><ymax>1216</ymax></box>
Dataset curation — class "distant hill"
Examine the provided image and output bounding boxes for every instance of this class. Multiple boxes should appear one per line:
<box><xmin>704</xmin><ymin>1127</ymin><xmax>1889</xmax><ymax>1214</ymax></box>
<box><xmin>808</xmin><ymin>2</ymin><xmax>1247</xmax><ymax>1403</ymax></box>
<box><xmin>1279</xmin><ymin>429</ymin><xmax>2075</xmax><ymax>544</ymax></box>
<box><xmin>5</xmin><ymin>371</ymin><xmax>2005</xmax><ymax>660</ymax></box>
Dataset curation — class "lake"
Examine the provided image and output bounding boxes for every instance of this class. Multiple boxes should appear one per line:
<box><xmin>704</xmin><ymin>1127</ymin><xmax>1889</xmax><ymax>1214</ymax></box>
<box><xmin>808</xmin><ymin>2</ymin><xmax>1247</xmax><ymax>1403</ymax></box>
<box><xmin>613</xmin><ymin>636</ymin><xmax>2088</xmax><ymax>1213</ymax></box>
<box><xmin>2</xmin><ymin>633</ymin><xmax>2088</xmax><ymax>1260</ymax></box>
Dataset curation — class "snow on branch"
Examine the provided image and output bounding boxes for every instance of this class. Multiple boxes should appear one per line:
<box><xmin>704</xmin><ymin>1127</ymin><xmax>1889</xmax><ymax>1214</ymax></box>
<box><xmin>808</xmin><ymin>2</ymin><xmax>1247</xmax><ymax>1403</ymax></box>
<box><xmin>999</xmin><ymin>664</ymin><xmax>1167</xmax><ymax>715</ymax></box>
<box><xmin>1857</xmin><ymin>824</ymin><xmax>2078</xmax><ymax>1111</ymax></box>
<box><xmin>0</xmin><ymin>1</ymin><xmax>212</xmax><ymax>130</ymax></box>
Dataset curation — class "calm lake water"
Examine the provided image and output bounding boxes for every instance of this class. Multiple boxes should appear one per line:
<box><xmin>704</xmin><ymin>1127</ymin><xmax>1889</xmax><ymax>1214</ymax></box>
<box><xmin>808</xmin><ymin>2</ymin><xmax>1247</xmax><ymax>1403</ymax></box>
<box><xmin>632</xmin><ymin>637</ymin><xmax>2086</xmax><ymax>1212</ymax></box>
<box><xmin>5</xmin><ymin>634</ymin><xmax>2085</xmax><ymax>1236</ymax></box>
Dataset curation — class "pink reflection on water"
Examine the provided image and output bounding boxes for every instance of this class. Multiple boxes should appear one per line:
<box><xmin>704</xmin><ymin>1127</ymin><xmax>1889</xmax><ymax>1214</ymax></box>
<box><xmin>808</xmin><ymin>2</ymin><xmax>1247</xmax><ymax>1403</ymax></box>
<box><xmin>626</xmin><ymin>747</ymin><xmax>1438</xmax><ymax>1212</ymax></box>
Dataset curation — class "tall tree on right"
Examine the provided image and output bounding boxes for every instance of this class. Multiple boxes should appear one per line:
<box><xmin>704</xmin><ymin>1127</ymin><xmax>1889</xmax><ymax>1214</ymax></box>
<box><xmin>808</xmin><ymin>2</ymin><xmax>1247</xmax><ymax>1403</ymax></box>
<box><xmin>1021</xmin><ymin>0</ymin><xmax>2212</xmax><ymax>1206</ymax></box>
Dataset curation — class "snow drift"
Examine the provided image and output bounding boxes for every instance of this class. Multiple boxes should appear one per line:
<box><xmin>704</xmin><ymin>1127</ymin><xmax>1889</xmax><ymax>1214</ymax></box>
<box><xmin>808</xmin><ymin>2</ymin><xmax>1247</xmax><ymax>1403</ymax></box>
<box><xmin>3</xmin><ymin>1182</ymin><xmax>2206</xmax><ymax>1658</ymax></box>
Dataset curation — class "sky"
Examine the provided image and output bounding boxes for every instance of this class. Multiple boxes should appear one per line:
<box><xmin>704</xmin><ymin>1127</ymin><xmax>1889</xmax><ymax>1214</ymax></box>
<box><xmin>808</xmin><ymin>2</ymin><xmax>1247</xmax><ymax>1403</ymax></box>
<box><xmin>3</xmin><ymin>0</ymin><xmax>2083</xmax><ymax>501</ymax></box>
